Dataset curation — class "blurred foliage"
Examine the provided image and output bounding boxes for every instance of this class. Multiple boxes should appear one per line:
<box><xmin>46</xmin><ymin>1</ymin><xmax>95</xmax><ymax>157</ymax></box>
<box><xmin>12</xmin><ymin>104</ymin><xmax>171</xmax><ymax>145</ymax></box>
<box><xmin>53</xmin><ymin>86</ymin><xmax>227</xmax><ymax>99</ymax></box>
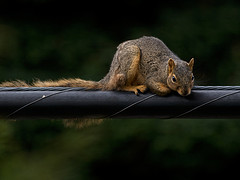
<box><xmin>0</xmin><ymin>0</ymin><xmax>239</xmax><ymax>85</ymax></box>
<box><xmin>0</xmin><ymin>0</ymin><xmax>240</xmax><ymax>179</ymax></box>
<box><xmin>1</xmin><ymin>119</ymin><xmax>240</xmax><ymax>179</ymax></box>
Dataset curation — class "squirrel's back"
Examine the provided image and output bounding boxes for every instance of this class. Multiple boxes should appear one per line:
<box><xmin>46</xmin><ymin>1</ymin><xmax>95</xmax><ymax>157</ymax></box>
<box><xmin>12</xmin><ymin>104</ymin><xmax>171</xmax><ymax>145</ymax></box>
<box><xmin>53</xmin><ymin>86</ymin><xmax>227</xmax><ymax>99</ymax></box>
<box><xmin>122</xmin><ymin>36</ymin><xmax>180</xmax><ymax>63</ymax></box>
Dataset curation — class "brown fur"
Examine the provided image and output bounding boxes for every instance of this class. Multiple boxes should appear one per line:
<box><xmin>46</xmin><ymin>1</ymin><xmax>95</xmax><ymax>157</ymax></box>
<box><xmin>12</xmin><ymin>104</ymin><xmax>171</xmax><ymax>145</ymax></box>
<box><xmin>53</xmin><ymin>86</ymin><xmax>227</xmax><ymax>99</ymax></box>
<box><xmin>0</xmin><ymin>36</ymin><xmax>194</xmax><ymax>96</ymax></box>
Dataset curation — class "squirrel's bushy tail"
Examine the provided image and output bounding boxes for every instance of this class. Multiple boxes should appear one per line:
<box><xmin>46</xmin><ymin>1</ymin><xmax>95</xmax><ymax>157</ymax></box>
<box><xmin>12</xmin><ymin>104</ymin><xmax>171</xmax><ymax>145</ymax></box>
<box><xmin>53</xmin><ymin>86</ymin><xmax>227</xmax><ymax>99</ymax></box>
<box><xmin>0</xmin><ymin>78</ymin><xmax>103</xmax><ymax>89</ymax></box>
<box><xmin>33</xmin><ymin>78</ymin><xmax>103</xmax><ymax>89</ymax></box>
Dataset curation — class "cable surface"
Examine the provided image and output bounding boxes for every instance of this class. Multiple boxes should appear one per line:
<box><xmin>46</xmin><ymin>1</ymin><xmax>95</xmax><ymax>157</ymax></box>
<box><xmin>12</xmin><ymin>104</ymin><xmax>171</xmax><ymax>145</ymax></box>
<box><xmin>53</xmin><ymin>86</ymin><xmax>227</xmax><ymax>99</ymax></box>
<box><xmin>0</xmin><ymin>86</ymin><xmax>240</xmax><ymax>92</ymax></box>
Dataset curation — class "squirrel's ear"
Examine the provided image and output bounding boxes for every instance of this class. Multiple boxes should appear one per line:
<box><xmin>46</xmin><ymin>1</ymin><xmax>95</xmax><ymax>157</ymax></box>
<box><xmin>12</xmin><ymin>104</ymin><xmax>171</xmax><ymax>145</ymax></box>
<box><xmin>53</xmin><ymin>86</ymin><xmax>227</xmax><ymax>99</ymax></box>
<box><xmin>188</xmin><ymin>58</ymin><xmax>194</xmax><ymax>71</ymax></box>
<box><xmin>168</xmin><ymin>58</ymin><xmax>175</xmax><ymax>74</ymax></box>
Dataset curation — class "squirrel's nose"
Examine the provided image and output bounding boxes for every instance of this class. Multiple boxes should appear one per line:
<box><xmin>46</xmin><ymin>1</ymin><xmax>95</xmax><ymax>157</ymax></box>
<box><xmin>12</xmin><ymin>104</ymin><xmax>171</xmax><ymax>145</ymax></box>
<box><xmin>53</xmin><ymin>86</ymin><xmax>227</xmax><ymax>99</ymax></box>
<box><xmin>182</xmin><ymin>91</ymin><xmax>191</xmax><ymax>96</ymax></box>
<box><xmin>178</xmin><ymin>88</ymin><xmax>191</xmax><ymax>96</ymax></box>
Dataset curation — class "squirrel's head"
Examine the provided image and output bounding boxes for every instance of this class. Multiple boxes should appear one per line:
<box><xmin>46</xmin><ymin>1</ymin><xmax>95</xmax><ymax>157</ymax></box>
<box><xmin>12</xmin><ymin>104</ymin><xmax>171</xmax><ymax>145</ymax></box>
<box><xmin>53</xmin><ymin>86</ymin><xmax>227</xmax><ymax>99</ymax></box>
<box><xmin>167</xmin><ymin>58</ymin><xmax>194</xmax><ymax>96</ymax></box>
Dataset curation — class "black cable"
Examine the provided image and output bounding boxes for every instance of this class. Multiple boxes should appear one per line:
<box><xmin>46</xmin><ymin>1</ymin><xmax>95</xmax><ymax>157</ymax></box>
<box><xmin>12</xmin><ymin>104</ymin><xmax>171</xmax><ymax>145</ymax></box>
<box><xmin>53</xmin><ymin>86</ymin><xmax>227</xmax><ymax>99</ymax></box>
<box><xmin>0</xmin><ymin>87</ymin><xmax>85</xmax><ymax>92</ymax></box>
<box><xmin>7</xmin><ymin>87</ymin><xmax>86</xmax><ymax>118</ymax></box>
<box><xmin>0</xmin><ymin>86</ymin><xmax>240</xmax><ymax>92</ymax></box>
<box><xmin>3</xmin><ymin>86</ymin><xmax>240</xmax><ymax>119</ymax></box>
<box><xmin>171</xmin><ymin>90</ymin><xmax>240</xmax><ymax>119</ymax></box>
<box><xmin>104</xmin><ymin>94</ymin><xmax>157</xmax><ymax>119</ymax></box>
<box><xmin>193</xmin><ymin>86</ymin><xmax>240</xmax><ymax>90</ymax></box>
<box><xmin>104</xmin><ymin>88</ymin><xmax>240</xmax><ymax>119</ymax></box>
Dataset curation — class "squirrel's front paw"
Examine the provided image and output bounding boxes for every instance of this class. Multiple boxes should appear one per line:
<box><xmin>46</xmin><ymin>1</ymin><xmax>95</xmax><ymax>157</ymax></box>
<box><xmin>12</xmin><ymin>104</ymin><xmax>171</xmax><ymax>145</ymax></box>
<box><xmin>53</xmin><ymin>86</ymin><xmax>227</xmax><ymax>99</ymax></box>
<box><xmin>118</xmin><ymin>85</ymin><xmax>147</xmax><ymax>95</ymax></box>
<box><xmin>136</xmin><ymin>85</ymin><xmax>147</xmax><ymax>94</ymax></box>
<box><xmin>129</xmin><ymin>85</ymin><xmax>147</xmax><ymax>95</ymax></box>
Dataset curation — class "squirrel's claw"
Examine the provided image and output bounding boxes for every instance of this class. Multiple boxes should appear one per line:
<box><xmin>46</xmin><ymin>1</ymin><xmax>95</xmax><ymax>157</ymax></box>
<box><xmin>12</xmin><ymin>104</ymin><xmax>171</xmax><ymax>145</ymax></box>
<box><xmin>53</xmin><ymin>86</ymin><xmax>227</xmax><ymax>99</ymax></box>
<box><xmin>135</xmin><ymin>85</ymin><xmax>147</xmax><ymax>95</ymax></box>
<box><xmin>137</xmin><ymin>85</ymin><xmax>147</xmax><ymax>93</ymax></box>
<box><xmin>119</xmin><ymin>85</ymin><xmax>147</xmax><ymax>95</ymax></box>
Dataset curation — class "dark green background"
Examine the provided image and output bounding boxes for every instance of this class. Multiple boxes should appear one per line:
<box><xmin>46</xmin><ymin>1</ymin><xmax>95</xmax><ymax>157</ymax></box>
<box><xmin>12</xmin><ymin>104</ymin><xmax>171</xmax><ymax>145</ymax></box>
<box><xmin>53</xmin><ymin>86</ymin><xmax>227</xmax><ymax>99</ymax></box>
<box><xmin>0</xmin><ymin>0</ymin><xmax>240</xmax><ymax>179</ymax></box>
<box><xmin>0</xmin><ymin>0</ymin><xmax>239</xmax><ymax>85</ymax></box>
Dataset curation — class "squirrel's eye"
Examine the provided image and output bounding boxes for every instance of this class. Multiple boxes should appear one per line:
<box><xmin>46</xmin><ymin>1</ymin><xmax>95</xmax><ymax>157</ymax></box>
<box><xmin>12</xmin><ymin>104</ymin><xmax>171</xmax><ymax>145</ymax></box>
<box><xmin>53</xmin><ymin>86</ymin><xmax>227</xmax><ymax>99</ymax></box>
<box><xmin>192</xmin><ymin>75</ymin><xmax>194</xmax><ymax>81</ymax></box>
<box><xmin>172</xmin><ymin>76</ymin><xmax>176</xmax><ymax>83</ymax></box>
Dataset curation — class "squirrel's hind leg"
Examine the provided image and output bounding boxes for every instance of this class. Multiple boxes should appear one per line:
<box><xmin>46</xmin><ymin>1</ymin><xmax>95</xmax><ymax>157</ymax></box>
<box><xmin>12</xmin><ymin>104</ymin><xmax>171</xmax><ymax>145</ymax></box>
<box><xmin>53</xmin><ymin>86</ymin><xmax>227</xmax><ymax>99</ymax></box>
<box><xmin>111</xmin><ymin>44</ymin><xmax>146</xmax><ymax>94</ymax></box>
<box><xmin>124</xmin><ymin>45</ymin><xmax>141</xmax><ymax>85</ymax></box>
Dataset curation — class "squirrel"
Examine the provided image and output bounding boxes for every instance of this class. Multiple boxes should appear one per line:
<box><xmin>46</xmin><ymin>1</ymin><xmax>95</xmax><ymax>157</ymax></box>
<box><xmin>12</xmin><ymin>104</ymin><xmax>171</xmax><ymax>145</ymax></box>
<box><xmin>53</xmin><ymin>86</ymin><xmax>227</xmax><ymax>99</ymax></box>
<box><xmin>0</xmin><ymin>36</ymin><xmax>194</xmax><ymax>96</ymax></box>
